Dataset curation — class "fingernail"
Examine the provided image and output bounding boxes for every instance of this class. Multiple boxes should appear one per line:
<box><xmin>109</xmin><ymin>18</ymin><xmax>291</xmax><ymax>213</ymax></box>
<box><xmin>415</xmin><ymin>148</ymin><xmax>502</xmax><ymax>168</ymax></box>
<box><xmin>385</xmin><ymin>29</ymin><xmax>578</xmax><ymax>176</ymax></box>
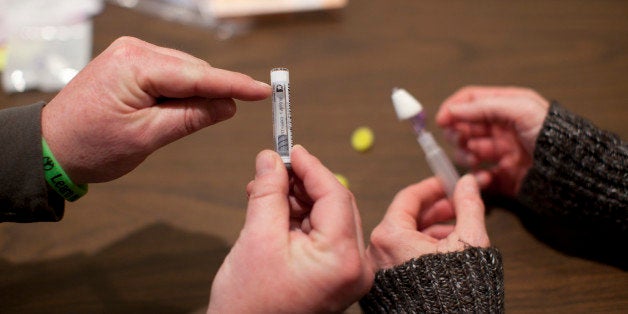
<box><xmin>454</xmin><ymin>150</ymin><xmax>475</xmax><ymax>167</ymax></box>
<box><xmin>293</xmin><ymin>144</ymin><xmax>306</xmax><ymax>152</ymax></box>
<box><xmin>443</xmin><ymin>129</ymin><xmax>459</xmax><ymax>144</ymax></box>
<box><xmin>257</xmin><ymin>151</ymin><xmax>277</xmax><ymax>175</ymax></box>
<box><xmin>461</xmin><ymin>174</ymin><xmax>479</xmax><ymax>192</ymax></box>
<box><xmin>473</xmin><ymin>171</ymin><xmax>490</xmax><ymax>188</ymax></box>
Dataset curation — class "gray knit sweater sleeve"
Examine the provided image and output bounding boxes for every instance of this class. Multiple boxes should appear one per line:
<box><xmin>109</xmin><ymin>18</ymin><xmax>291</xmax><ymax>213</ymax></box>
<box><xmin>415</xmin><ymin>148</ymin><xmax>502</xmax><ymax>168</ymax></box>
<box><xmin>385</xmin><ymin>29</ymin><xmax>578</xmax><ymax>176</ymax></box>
<box><xmin>359</xmin><ymin>247</ymin><xmax>504</xmax><ymax>313</ymax></box>
<box><xmin>518</xmin><ymin>102</ymin><xmax>627</xmax><ymax>233</ymax></box>
<box><xmin>0</xmin><ymin>102</ymin><xmax>65</xmax><ymax>222</ymax></box>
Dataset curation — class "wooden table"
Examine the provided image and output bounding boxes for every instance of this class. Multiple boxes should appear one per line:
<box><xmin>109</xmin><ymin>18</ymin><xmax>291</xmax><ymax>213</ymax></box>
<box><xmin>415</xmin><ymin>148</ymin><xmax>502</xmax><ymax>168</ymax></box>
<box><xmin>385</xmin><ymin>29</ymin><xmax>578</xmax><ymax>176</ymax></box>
<box><xmin>1</xmin><ymin>1</ymin><xmax>627</xmax><ymax>313</ymax></box>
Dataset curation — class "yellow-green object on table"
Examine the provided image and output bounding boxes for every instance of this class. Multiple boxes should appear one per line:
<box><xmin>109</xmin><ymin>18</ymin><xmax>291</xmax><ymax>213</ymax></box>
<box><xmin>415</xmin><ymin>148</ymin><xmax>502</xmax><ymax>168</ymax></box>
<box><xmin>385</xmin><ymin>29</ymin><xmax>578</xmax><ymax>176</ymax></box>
<box><xmin>334</xmin><ymin>173</ymin><xmax>350</xmax><ymax>189</ymax></box>
<box><xmin>351</xmin><ymin>126</ymin><xmax>374</xmax><ymax>153</ymax></box>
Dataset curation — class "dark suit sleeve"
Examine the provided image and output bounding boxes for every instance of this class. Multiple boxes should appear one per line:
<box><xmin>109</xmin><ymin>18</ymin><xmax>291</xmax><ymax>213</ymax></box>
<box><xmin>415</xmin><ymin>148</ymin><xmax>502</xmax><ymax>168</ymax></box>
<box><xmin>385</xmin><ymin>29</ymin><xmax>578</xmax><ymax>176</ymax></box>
<box><xmin>0</xmin><ymin>102</ymin><xmax>65</xmax><ymax>222</ymax></box>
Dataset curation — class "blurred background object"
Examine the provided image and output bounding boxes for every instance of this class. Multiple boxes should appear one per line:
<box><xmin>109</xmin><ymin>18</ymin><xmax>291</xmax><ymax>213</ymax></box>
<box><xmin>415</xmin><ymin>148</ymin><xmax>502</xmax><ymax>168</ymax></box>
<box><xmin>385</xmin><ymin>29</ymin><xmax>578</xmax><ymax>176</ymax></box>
<box><xmin>107</xmin><ymin>0</ymin><xmax>215</xmax><ymax>28</ymax></box>
<box><xmin>1</xmin><ymin>0</ymin><xmax>103</xmax><ymax>93</ymax></box>
<box><xmin>107</xmin><ymin>0</ymin><xmax>349</xmax><ymax>39</ymax></box>
<box><xmin>0</xmin><ymin>0</ymin><xmax>350</xmax><ymax>94</ymax></box>
<box><xmin>200</xmin><ymin>0</ymin><xmax>348</xmax><ymax>19</ymax></box>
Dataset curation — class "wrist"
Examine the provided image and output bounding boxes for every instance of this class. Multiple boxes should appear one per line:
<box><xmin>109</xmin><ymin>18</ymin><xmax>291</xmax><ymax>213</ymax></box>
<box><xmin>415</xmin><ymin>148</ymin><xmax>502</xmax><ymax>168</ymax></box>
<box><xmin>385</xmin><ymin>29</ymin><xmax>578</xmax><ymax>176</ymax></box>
<box><xmin>360</xmin><ymin>247</ymin><xmax>504</xmax><ymax>313</ymax></box>
<box><xmin>41</xmin><ymin>104</ymin><xmax>87</xmax><ymax>183</ymax></box>
<box><xmin>42</xmin><ymin>137</ymin><xmax>88</xmax><ymax>201</ymax></box>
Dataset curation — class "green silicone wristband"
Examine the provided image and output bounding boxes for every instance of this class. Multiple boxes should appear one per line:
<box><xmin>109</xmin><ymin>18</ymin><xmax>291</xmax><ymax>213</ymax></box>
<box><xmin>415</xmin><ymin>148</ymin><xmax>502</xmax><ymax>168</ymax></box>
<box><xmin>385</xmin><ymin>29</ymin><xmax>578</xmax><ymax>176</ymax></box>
<box><xmin>42</xmin><ymin>138</ymin><xmax>88</xmax><ymax>202</ymax></box>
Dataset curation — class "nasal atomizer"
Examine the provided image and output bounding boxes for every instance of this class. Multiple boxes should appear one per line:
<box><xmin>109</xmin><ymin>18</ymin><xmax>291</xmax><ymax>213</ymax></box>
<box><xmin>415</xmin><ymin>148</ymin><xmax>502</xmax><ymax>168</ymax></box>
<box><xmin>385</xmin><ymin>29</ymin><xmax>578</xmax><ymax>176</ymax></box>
<box><xmin>392</xmin><ymin>88</ymin><xmax>460</xmax><ymax>197</ymax></box>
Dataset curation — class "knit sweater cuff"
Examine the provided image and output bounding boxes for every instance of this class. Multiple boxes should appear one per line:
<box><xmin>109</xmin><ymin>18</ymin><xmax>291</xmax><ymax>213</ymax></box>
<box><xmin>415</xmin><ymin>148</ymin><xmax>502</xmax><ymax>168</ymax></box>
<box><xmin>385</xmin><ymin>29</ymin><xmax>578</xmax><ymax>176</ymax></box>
<box><xmin>359</xmin><ymin>247</ymin><xmax>504</xmax><ymax>314</ymax></box>
<box><xmin>518</xmin><ymin>102</ymin><xmax>627</xmax><ymax>232</ymax></box>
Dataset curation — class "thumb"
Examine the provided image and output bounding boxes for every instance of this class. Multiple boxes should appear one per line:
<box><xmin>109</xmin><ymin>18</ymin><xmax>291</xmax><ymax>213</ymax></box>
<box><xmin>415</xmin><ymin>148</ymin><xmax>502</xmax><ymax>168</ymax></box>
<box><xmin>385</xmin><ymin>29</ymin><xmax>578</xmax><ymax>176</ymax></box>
<box><xmin>453</xmin><ymin>174</ymin><xmax>490</xmax><ymax>247</ymax></box>
<box><xmin>144</xmin><ymin>97</ymin><xmax>236</xmax><ymax>150</ymax></box>
<box><xmin>244</xmin><ymin>150</ymin><xmax>290</xmax><ymax>239</ymax></box>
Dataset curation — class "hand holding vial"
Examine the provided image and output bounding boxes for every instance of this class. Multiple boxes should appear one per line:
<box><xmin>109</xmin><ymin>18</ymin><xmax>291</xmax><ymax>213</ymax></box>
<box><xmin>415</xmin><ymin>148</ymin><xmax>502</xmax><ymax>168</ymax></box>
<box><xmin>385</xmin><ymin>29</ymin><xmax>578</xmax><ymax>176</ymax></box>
<box><xmin>208</xmin><ymin>146</ymin><xmax>373</xmax><ymax>313</ymax></box>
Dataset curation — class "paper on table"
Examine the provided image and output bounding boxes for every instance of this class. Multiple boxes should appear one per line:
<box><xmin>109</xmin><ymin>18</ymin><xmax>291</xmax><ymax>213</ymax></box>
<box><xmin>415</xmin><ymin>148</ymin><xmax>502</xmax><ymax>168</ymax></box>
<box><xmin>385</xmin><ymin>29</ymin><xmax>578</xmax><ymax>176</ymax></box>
<box><xmin>200</xmin><ymin>0</ymin><xmax>348</xmax><ymax>19</ymax></box>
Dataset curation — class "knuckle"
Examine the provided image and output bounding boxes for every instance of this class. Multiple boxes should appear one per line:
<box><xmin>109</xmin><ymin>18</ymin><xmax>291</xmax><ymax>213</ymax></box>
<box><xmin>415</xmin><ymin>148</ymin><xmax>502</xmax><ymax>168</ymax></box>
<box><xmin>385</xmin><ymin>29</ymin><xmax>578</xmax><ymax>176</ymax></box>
<box><xmin>334</xmin><ymin>250</ymin><xmax>365</xmax><ymax>284</ymax></box>
<box><xmin>460</xmin><ymin>85</ymin><xmax>475</xmax><ymax>92</ymax></box>
<box><xmin>341</xmin><ymin>190</ymin><xmax>356</xmax><ymax>205</ymax></box>
<box><xmin>461</xmin><ymin>231</ymin><xmax>491</xmax><ymax>248</ymax></box>
<box><xmin>182</xmin><ymin>106</ymin><xmax>209</xmax><ymax>134</ymax></box>
<box><xmin>108</xmin><ymin>38</ymin><xmax>144</xmax><ymax>64</ymax></box>
<box><xmin>460</xmin><ymin>197</ymin><xmax>485</xmax><ymax>213</ymax></box>
<box><xmin>112</xmin><ymin>36</ymin><xmax>140</xmax><ymax>46</ymax></box>
<box><xmin>248</xmin><ymin>181</ymin><xmax>283</xmax><ymax>202</ymax></box>
<box><xmin>369</xmin><ymin>225</ymin><xmax>393</xmax><ymax>249</ymax></box>
<box><xmin>329</xmin><ymin>188</ymin><xmax>355</xmax><ymax>207</ymax></box>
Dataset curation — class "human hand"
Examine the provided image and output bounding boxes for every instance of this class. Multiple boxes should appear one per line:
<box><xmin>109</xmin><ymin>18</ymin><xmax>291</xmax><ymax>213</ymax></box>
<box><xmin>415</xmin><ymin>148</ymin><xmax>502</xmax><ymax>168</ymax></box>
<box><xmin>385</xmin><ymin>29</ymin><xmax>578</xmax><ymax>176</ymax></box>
<box><xmin>208</xmin><ymin>145</ymin><xmax>373</xmax><ymax>313</ymax></box>
<box><xmin>42</xmin><ymin>36</ymin><xmax>271</xmax><ymax>184</ymax></box>
<box><xmin>367</xmin><ymin>175</ymin><xmax>490</xmax><ymax>270</ymax></box>
<box><xmin>435</xmin><ymin>86</ymin><xmax>550</xmax><ymax>196</ymax></box>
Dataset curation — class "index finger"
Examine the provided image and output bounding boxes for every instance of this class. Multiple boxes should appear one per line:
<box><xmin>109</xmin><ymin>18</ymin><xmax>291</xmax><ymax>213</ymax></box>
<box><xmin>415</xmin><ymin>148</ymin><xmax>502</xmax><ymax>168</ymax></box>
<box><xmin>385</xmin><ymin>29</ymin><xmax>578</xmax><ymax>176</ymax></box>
<box><xmin>102</xmin><ymin>38</ymin><xmax>271</xmax><ymax>101</ymax></box>
<box><xmin>290</xmin><ymin>145</ymin><xmax>358</xmax><ymax>241</ymax></box>
<box><xmin>142</xmin><ymin>60</ymin><xmax>271</xmax><ymax>101</ymax></box>
<box><xmin>382</xmin><ymin>177</ymin><xmax>447</xmax><ymax>230</ymax></box>
<box><xmin>436</xmin><ymin>85</ymin><xmax>532</xmax><ymax>126</ymax></box>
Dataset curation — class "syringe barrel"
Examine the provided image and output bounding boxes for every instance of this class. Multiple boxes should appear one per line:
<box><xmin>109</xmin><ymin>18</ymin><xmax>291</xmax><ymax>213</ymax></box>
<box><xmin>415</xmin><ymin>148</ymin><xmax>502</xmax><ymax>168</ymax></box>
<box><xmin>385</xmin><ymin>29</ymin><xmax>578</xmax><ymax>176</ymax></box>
<box><xmin>417</xmin><ymin>131</ymin><xmax>460</xmax><ymax>197</ymax></box>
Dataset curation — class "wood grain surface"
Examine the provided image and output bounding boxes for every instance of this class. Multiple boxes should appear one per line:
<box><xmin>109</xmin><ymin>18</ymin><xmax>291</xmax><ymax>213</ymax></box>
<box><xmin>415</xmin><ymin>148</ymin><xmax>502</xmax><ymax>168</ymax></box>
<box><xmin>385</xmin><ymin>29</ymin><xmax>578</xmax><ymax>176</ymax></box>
<box><xmin>1</xmin><ymin>1</ymin><xmax>627</xmax><ymax>313</ymax></box>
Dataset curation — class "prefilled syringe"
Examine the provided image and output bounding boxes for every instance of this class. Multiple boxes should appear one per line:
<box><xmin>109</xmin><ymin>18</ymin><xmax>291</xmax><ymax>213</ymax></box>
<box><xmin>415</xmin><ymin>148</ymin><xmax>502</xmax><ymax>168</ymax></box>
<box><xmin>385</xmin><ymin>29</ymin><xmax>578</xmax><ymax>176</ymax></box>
<box><xmin>271</xmin><ymin>68</ymin><xmax>293</xmax><ymax>169</ymax></box>
<box><xmin>392</xmin><ymin>88</ymin><xmax>460</xmax><ymax>197</ymax></box>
